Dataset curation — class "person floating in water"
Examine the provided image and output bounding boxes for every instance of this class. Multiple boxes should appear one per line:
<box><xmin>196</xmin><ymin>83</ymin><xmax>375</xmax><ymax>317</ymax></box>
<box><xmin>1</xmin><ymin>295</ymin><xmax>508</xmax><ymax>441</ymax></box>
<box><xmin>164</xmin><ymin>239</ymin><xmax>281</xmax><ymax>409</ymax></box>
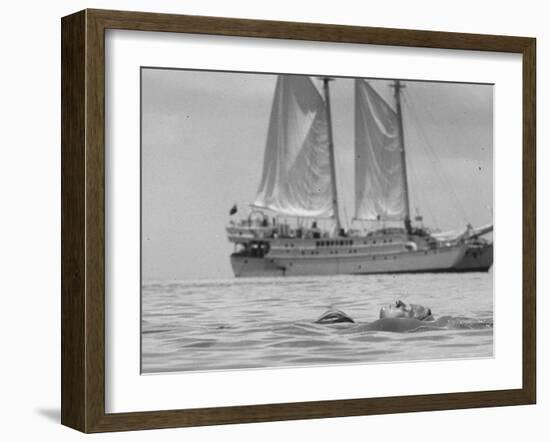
<box><xmin>315</xmin><ymin>300</ymin><xmax>492</xmax><ymax>333</ymax></box>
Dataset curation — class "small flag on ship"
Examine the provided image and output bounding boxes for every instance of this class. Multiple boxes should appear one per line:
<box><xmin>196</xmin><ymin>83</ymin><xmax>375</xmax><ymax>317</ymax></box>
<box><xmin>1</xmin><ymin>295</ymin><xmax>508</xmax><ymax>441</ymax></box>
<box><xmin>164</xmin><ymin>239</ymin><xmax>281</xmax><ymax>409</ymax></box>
<box><xmin>229</xmin><ymin>203</ymin><xmax>238</xmax><ymax>215</ymax></box>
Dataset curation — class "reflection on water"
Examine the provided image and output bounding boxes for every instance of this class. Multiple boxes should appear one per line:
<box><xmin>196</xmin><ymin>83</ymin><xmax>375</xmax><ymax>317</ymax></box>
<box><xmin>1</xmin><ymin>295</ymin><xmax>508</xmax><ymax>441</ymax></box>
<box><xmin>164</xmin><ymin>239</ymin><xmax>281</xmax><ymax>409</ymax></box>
<box><xmin>141</xmin><ymin>273</ymin><xmax>493</xmax><ymax>373</ymax></box>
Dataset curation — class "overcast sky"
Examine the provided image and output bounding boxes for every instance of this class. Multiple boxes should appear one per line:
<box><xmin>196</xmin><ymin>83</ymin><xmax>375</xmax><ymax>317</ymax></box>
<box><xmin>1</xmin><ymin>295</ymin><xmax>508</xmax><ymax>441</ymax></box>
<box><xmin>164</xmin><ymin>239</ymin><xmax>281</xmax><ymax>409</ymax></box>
<box><xmin>141</xmin><ymin>68</ymin><xmax>493</xmax><ymax>281</ymax></box>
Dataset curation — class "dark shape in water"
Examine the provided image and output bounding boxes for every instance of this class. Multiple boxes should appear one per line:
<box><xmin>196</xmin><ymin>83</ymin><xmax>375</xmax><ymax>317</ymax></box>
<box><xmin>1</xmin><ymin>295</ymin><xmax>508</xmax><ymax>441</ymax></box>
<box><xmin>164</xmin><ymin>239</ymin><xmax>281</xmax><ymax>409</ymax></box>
<box><xmin>315</xmin><ymin>309</ymin><xmax>355</xmax><ymax>324</ymax></box>
<box><xmin>315</xmin><ymin>300</ymin><xmax>493</xmax><ymax>333</ymax></box>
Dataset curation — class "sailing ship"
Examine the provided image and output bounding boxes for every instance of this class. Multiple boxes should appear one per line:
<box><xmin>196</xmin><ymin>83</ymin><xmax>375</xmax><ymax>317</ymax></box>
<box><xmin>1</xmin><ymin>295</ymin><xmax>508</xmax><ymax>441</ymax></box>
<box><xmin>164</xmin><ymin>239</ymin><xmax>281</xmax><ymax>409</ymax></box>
<box><xmin>226</xmin><ymin>75</ymin><xmax>493</xmax><ymax>277</ymax></box>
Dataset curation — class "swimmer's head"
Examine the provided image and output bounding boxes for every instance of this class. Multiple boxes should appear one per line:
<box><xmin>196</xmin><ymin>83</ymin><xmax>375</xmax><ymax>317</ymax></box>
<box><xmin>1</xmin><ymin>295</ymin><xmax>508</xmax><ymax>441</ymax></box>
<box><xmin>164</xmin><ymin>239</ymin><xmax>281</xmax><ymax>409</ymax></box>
<box><xmin>379</xmin><ymin>300</ymin><xmax>433</xmax><ymax>321</ymax></box>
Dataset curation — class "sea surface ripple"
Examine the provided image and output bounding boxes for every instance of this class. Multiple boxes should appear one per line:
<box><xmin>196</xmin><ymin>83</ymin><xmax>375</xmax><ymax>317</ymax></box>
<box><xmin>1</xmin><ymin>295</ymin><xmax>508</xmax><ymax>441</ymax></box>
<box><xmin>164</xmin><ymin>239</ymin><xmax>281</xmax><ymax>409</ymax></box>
<box><xmin>141</xmin><ymin>273</ymin><xmax>493</xmax><ymax>373</ymax></box>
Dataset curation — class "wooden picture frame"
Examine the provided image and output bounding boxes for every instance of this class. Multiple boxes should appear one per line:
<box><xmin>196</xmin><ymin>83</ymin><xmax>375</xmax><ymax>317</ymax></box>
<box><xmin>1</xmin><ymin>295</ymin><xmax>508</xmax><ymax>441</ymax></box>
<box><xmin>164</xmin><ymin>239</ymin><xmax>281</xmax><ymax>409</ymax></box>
<box><xmin>61</xmin><ymin>8</ymin><xmax>536</xmax><ymax>433</ymax></box>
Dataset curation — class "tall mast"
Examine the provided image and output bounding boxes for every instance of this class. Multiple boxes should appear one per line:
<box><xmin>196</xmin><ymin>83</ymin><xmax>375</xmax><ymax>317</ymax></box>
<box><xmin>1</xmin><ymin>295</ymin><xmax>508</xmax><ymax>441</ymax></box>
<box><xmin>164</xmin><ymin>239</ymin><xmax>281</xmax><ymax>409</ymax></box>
<box><xmin>392</xmin><ymin>79</ymin><xmax>412</xmax><ymax>234</ymax></box>
<box><xmin>321</xmin><ymin>77</ymin><xmax>342</xmax><ymax>234</ymax></box>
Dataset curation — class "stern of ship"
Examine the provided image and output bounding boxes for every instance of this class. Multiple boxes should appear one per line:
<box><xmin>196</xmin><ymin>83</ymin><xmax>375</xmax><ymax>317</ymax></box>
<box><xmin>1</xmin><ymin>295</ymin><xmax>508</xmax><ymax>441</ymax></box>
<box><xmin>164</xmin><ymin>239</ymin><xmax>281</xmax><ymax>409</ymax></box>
<box><xmin>230</xmin><ymin>253</ymin><xmax>285</xmax><ymax>277</ymax></box>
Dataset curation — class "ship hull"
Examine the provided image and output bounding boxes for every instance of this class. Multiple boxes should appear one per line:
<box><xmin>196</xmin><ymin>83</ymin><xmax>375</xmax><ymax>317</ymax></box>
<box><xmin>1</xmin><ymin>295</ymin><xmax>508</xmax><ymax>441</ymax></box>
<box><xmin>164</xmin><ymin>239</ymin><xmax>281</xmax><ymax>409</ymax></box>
<box><xmin>231</xmin><ymin>244</ymin><xmax>478</xmax><ymax>277</ymax></box>
<box><xmin>452</xmin><ymin>243</ymin><xmax>493</xmax><ymax>272</ymax></box>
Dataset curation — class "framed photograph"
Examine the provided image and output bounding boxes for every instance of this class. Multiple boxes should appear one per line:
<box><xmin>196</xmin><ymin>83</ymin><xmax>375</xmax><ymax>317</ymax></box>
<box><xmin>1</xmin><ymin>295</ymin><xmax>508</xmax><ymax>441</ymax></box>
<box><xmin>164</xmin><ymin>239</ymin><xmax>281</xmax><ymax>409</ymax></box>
<box><xmin>61</xmin><ymin>9</ymin><xmax>536</xmax><ymax>433</ymax></box>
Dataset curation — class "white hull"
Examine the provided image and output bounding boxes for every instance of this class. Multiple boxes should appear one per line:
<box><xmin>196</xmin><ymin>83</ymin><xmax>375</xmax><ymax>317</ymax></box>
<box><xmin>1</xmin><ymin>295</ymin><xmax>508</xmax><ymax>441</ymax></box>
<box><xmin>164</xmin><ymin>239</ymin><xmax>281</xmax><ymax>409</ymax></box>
<box><xmin>231</xmin><ymin>244</ymin><xmax>471</xmax><ymax>277</ymax></box>
<box><xmin>453</xmin><ymin>243</ymin><xmax>493</xmax><ymax>272</ymax></box>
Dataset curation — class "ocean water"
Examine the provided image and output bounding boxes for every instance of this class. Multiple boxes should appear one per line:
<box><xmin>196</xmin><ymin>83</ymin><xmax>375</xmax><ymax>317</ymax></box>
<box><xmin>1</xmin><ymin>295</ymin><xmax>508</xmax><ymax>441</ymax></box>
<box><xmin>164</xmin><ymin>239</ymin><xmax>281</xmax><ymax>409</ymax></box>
<box><xmin>141</xmin><ymin>273</ymin><xmax>493</xmax><ymax>373</ymax></box>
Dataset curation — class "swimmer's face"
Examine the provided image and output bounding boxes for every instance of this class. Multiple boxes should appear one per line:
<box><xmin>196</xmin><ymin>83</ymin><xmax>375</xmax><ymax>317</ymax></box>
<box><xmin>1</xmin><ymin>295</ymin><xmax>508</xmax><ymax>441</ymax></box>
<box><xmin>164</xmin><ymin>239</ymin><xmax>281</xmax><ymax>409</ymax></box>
<box><xmin>380</xmin><ymin>300</ymin><xmax>411</xmax><ymax>319</ymax></box>
<box><xmin>379</xmin><ymin>300</ymin><xmax>432</xmax><ymax>320</ymax></box>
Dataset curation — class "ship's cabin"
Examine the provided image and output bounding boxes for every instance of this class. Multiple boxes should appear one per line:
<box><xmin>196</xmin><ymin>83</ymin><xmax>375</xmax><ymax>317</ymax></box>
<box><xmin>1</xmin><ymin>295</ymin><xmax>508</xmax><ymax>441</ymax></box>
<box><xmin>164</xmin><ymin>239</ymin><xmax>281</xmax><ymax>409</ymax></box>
<box><xmin>226</xmin><ymin>209</ymin><xmax>447</xmax><ymax>256</ymax></box>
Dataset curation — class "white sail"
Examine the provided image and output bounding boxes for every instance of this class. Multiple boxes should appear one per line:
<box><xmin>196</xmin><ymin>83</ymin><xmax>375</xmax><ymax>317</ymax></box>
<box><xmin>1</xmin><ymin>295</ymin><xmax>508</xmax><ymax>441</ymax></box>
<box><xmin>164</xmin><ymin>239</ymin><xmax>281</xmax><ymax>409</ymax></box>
<box><xmin>253</xmin><ymin>76</ymin><xmax>334</xmax><ymax>218</ymax></box>
<box><xmin>355</xmin><ymin>80</ymin><xmax>407</xmax><ymax>221</ymax></box>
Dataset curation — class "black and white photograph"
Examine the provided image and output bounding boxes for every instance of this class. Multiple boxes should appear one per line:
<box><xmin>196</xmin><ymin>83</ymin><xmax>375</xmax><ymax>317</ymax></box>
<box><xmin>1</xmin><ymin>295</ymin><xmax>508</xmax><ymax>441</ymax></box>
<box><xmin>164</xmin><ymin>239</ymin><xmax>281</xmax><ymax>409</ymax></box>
<box><xmin>141</xmin><ymin>68</ymin><xmax>494</xmax><ymax>374</ymax></box>
<box><xmin>1</xmin><ymin>0</ymin><xmax>544</xmax><ymax>437</ymax></box>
